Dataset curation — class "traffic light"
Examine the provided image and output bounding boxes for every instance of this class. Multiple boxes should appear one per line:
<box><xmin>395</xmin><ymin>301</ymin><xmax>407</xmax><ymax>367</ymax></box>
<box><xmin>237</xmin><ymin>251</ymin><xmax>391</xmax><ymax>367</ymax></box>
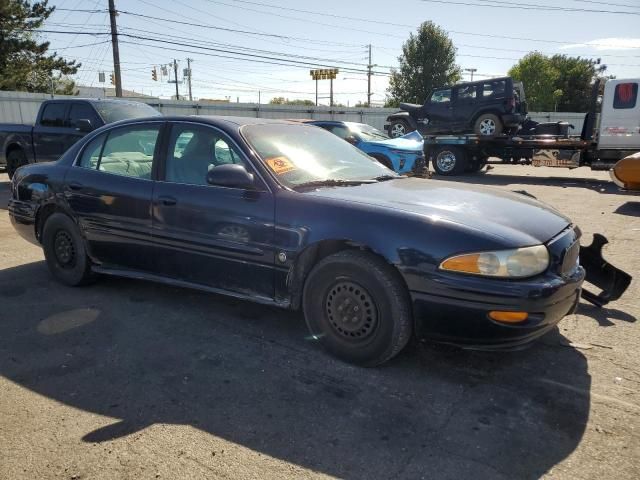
<box><xmin>109</xmin><ymin>73</ymin><xmax>114</xmax><ymax>85</ymax></box>
<box><xmin>151</xmin><ymin>67</ymin><xmax>157</xmax><ymax>81</ymax></box>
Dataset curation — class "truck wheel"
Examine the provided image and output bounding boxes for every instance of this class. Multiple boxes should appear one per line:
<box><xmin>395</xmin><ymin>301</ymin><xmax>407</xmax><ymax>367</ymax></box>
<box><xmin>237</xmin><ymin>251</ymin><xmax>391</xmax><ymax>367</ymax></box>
<box><xmin>466</xmin><ymin>156</ymin><xmax>488</xmax><ymax>173</ymax></box>
<box><xmin>42</xmin><ymin>213</ymin><xmax>96</xmax><ymax>286</ymax></box>
<box><xmin>302</xmin><ymin>250</ymin><xmax>412</xmax><ymax>367</ymax></box>
<box><xmin>6</xmin><ymin>148</ymin><xmax>27</xmax><ymax>179</ymax></box>
<box><xmin>432</xmin><ymin>147</ymin><xmax>467</xmax><ymax>176</ymax></box>
<box><xmin>474</xmin><ymin>113</ymin><xmax>503</xmax><ymax>136</ymax></box>
<box><xmin>389</xmin><ymin>120</ymin><xmax>410</xmax><ymax>138</ymax></box>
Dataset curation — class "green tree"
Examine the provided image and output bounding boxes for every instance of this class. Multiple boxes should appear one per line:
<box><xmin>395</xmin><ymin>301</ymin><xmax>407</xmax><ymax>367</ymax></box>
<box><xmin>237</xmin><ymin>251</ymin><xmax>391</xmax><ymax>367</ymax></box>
<box><xmin>386</xmin><ymin>21</ymin><xmax>461</xmax><ymax>107</ymax></box>
<box><xmin>508</xmin><ymin>52</ymin><xmax>558</xmax><ymax>111</ymax></box>
<box><xmin>509</xmin><ymin>52</ymin><xmax>602</xmax><ymax>112</ymax></box>
<box><xmin>0</xmin><ymin>0</ymin><xmax>80</xmax><ymax>94</ymax></box>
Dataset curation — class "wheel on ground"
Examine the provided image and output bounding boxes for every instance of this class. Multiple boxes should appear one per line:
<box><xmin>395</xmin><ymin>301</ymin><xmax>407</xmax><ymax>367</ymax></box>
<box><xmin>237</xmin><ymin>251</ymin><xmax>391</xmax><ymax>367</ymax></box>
<box><xmin>6</xmin><ymin>148</ymin><xmax>27</xmax><ymax>179</ymax></box>
<box><xmin>432</xmin><ymin>146</ymin><xmax>467</xmax><ymax>176</ymax></box>
<box><xmin>302</xmin><ymin>250</ymin><xmax>412</xmax><ymax>366</ymax></box>
<box><xmin>42</xmin><ymin>213</ymin><xmax>95</xmax><ymax>286</ymax></box>
<box><xmin>473</xmin><ymin>113</ymin><xmax>503</xmax><ymax>136</ymax></box>
<box><xmin>389</xmin><ymin>120</ymin><xmax>410</xmax><ymax>138</ymax></box>
<box><xmin>465</xmin><ymin>156</ymin><xmax>488</xmax><ymax>173</ymax></box>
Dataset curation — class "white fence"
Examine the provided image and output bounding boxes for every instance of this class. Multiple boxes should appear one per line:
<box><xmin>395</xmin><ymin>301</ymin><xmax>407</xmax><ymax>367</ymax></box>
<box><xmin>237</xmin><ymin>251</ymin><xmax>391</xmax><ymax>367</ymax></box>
<box><xmin>0</xmin><ymin>91</ymin><xmax>585</xmax><ymax>133</ymax></box>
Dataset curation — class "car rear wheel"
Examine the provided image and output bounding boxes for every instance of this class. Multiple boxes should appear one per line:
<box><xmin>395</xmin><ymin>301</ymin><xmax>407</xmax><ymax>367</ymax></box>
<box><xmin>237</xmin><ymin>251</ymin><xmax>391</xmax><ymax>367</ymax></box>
<box><xmin>6</xmin><ymin>148</ymin><xmax>27</xmax><ymax>179</ymax></box>
<box><xmin>302</xmin><ymin>250</ymin><xmax>412</xmax><ymax>366</ymax></box>
<box><xmin>42</xmin><ymin>213</ymin><xmax>95</xmax><ymax>286</ymax></box>
<box><xmin>432</xmin><ymin>146</ymin><xmax>467</xmax><ymax>176</ymax></box>
<box><xmin>389</xmin><ymin>120</ymin><xmax>410</xmax><ymax>138</ymax></box>
<box><xmin>473</xmin><ymin>113</ymin><xmax>503</xmax><ymax>136</ymax></box>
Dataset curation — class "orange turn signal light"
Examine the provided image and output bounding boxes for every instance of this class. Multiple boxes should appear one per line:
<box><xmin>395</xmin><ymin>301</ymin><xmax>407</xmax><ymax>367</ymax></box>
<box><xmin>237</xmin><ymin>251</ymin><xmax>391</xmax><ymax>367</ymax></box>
<box><xmin>488</xmin><ymin>311</ymin><xmax>529</xmax><ymax>324</ymax></box>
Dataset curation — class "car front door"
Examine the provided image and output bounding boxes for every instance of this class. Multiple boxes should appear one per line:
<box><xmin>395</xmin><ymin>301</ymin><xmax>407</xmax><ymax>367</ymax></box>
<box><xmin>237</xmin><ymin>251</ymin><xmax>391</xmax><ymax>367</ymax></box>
<box><xmin>423</xmin><ymin>88</ymin><xmax>454</xmax><ymax>132</ymax></box>
<box><xmin>32</xmin><ymin>102</ymin><xmax>71</xmax><ymax>162</ymax></box>
<box><xmin>151</xmin><ymin>121</ymin><xmax>276</xmax><ymax>300</ymax></box>
<box><xmin>63</xmin><ymin>121</ymin><xmax>163</xmax><ymax>271</ymax></box>
<box><xmin>66</xmin><ymin>102</ymin><xmax>102</xmax><ymax>149</ymax></box>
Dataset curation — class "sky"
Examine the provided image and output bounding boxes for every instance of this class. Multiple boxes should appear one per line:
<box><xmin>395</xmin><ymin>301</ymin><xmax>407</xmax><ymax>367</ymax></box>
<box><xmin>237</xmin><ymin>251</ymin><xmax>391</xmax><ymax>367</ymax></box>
<box><xmin>39</xmin><ymin>0</ymin><xmax>640</xmax><ymax>105</ymax></box>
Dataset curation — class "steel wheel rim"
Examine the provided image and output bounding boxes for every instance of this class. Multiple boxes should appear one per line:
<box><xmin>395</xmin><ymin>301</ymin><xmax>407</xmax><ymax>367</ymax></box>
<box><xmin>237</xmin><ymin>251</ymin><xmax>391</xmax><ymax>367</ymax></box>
<box><xmin>325</xmin><ymin>281</ymin><xmax>378</xmax><ymax>341</ymax></box>
<box><xmin>479</xmin><ymin>118</ymin><xmax>496</xmax><ymax>135</ymax></box>
<box><xmin>391</xmin><ymin>123</ymin><xmax>405</xmax><ymax>138</ymax></box>
<box><xmin>436</xmin><ymin>151</ymin><xmax>457</xmax><ymax>173</ymax></box>
<box><xmin>54</xmin><ymin>230</ymin><xmax>76</xmax><ymax>268</ymax></box>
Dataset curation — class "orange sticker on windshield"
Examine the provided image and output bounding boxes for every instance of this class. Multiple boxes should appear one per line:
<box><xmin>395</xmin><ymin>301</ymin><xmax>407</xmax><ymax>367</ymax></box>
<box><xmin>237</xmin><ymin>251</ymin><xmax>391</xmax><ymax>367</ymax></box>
<box><xmin>266</xmin><ymin>156</ymin><xmax>296</xmax><ymax>175</ymax></box>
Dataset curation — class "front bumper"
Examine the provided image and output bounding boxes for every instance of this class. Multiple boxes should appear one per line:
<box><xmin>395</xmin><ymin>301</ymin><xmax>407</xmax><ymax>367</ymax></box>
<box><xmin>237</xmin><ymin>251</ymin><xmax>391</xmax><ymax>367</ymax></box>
<box><xmin>8</xmin><ymin>199</ymin><xmax>39</xmax><ymax>246</ymax></box>
<box><xmin>411</xmin><ymin>267</ymin><xmax>585</xmax><ymax>350</ymax></box>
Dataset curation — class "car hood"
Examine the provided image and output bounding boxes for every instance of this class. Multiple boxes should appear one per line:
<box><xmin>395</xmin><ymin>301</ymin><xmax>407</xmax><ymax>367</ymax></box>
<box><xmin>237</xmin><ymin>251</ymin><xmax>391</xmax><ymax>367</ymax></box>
<box><xmin>305</xmin><ymin>178</ymin><xmax>571</xmax><ymax>245</ymax></box>
<box><xmin>364</xmin><ymin>131</ymin><xmax>424</xmax><ymax>151</ymax></box>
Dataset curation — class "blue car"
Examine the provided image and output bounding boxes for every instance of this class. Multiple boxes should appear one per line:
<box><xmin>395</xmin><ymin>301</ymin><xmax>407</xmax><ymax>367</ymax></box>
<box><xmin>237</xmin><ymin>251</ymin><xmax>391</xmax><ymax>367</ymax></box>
<box><xmin>306</xmin><ymin>121</ymin><xmax>425</xmax><ymax>174</ymax></box>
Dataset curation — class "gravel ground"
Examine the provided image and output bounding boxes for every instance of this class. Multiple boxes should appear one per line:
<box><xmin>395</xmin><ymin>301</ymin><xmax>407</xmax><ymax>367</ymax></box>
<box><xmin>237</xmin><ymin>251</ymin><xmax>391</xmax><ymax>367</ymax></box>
<box><xmin>0</xmin><ymin>165</ymin><xmax>638</xmax><ymax>480</ymax></box>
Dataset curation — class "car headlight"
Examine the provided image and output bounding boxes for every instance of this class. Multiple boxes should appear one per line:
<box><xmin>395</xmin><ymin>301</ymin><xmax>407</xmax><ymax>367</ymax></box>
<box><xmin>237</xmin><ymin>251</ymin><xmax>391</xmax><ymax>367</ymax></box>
<box><xmin>439</xmin><ymin>245</ymin><xmax>549</xmax><ymax>278</ymax></box>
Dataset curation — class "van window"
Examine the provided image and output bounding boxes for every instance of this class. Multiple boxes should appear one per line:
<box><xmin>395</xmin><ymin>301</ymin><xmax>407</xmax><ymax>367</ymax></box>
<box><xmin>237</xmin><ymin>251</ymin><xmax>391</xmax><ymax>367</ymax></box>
<box><xmin>613</xmin><ymin>83</ymin><xmax>638</xmax><ymax>109</ymax></box>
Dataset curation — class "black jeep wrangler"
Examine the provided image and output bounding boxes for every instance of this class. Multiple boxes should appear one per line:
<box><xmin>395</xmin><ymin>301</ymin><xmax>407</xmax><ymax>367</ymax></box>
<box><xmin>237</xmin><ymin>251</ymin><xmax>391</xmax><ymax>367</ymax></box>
<box><xmin>385</xmin><ymin>77</ymin><xmax>527</xmax><ymax>138</ymax></box>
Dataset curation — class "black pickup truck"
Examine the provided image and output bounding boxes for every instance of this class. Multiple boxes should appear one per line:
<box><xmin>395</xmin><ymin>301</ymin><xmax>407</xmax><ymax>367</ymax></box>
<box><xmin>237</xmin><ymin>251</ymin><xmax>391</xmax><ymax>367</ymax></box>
<box><xmin>0</xmin><ymin>98</ymin><xmax>160</xmax><ymax>178</ymax></box>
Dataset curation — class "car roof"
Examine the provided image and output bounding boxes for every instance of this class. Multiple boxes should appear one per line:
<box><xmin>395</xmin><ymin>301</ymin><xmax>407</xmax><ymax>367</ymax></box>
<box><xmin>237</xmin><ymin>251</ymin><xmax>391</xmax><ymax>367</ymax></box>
<box><xmin>107</xmin><ymin>115</ymin><xmax>308</xmax><ymax>131</ymax></box>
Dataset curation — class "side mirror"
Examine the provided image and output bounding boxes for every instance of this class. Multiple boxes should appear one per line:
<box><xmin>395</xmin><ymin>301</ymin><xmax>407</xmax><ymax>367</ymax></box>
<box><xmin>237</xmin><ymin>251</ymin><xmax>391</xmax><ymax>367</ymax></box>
<box><xmin>206</xmin><ymin>164</ymin><xmax>254</xmax><ymax>189</ymax></box>
<box><xmin>76</xmin><ymin>119</ymin><xmax>93</xmax><ymax>132</ymax></box>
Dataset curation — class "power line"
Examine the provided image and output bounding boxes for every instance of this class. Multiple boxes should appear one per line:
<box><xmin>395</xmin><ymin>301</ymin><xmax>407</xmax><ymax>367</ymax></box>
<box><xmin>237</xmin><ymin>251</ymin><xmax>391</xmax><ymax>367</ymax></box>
<box><xmin>419</xmin><ymin>0</ymin><xmax>640</xmax><ymax>15</ymax></box>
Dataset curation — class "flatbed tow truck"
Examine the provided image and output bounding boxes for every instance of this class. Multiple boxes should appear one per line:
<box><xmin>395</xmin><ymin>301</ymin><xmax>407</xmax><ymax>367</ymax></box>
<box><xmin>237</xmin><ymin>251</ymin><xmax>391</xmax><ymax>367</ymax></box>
<box><xmin>421</xmin><ymin>78</ymin><xmax>640</xmax><ymax>186</ymax></box>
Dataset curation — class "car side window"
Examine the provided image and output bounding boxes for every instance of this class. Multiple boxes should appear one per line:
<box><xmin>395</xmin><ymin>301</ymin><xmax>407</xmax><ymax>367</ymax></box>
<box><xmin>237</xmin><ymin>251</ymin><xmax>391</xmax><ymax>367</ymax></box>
<box><xmin>327</xmin><ymin>125</ymin><xmax>351</xmax><ymax>140</ymax></box>
<box><xmin>40</xmin><ymin>103</ymin><xmax>67</xmax><ymax>127</ymax></box>
<box><xmin>78</xmin><ymin>126</ymin><xmax>159</xmax><ymax>178</ymax></box>
<box><xmin>483</xmin><ymin>81</ymin><xmax>506</xmax><ymax>97</ymax></box>
<box><xmin>430</xmin><ymin>89</ymin><xmax>452</xmax><ymax>103</ymax></box>
<box><xmin>457</xmin><ymin>85</ymin><xmax>477</xmax><ymax>100</ymax></box>
<box><xmin>165</xmin><ymin>124</ymin><xmax>248</xmax><ymax>186</ymax></box>
<box><xmin>68</xmin><ymin>104</ymin><xmax>101</xmax><ymax>129</ymax></box>
<box><xmin>78</xmin><ymin>133</ymin><xmax>107</xmax><ymax>169</ymax></box>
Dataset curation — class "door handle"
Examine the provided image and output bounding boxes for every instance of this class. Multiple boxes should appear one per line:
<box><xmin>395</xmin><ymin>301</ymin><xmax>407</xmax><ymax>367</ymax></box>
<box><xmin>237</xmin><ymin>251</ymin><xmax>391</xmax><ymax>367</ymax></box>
<box><xmin>158</xmin><ymin>195</ymin><xmax>177</xmax><ymax>206</ymax></box>
<box><xmin>68</xmin><ymin>182</ymin><xmax>83</xmax><ymax>191</ymax></box>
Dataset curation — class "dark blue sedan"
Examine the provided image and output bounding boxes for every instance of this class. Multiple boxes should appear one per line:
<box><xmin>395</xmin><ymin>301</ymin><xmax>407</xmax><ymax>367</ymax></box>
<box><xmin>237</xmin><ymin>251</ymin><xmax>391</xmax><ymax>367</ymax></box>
<box><xmin>8</xmin><ymin>116</ymin><xmax>629</xmax><ymax>366</ymax></box>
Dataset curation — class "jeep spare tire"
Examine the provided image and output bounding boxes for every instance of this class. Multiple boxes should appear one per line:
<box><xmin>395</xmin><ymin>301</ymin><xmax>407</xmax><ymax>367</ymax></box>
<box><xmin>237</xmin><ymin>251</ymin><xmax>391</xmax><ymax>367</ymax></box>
<box><xmin>474</xmin><ymin>113</ymin><xmax>503</xmax><ymax>136</ymax></box>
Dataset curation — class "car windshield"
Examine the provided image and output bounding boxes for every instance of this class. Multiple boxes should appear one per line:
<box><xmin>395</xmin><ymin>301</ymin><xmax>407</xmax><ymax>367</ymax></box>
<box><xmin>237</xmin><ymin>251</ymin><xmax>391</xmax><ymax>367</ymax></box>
<box><xmin>348</xmin><ymin>123</ymin><xmax>389</xmax><ymax>141</ymax></box>
<box><xmin>242</xmin><ymin>123</ymin><xmax>397</xmax><ymax>188</ymax></box>
<box><xmin>94</xmin><ymin>102</ymin><xmax>161</xmax><ymax>123</ymax></box>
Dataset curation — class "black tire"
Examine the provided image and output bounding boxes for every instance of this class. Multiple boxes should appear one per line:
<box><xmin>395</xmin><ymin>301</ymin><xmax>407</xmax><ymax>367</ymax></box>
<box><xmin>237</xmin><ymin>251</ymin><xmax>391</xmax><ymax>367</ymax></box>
<box><xmin>473</xmin><ymin>113</ymin><xmax>503</xmax><ymax>136</ymax></box>
<box><xmin>302</xmin><ymin>250</ymin><xmax>412</xmax><ymax>367</ymax></box>
<box><xmin>432</xmin><ymin>146</ymin><xmax>467</xmax><ymax>176</ymax></box>
<box><xmin>42</xmin><ymin>213</ymin><xmax>95</xmax><ymax>286</ymax></box>
<box><xmin>465</xmin><ymin>156</ymin><xmax>488</xmax><ymax>173</ymax></box>
<box><xmin>389</xmin><ymin>120</ymin><xmax>411</xmax><ymax>138</ymax></box>
<box><xmin>6</xmin><ymin>148</ymin><xmax>27</xmax><ymax>179</ymax></box>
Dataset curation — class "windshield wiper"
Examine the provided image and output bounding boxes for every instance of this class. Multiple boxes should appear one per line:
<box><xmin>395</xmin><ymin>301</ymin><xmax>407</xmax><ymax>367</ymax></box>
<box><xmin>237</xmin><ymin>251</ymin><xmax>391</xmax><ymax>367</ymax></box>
<box><xmin>293</xmin><ymin>178</ymin><xmax>377</xmax><ymax>190</ymax></box>
<box><xmin>373</xmin><ymin>175</ymin><xmax>401</xmax><ymax>181</ymax></box>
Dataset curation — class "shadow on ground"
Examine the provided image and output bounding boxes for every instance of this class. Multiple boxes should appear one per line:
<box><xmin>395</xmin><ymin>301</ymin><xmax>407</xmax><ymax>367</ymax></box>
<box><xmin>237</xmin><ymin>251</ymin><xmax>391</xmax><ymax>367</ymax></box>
<box><xmin>436</xmin><ymin>169</ymin><xmax>625</xmax><ymax>195</ymax></box>
<box><xmin>614</xmin><ymin>201</ymin><xmax>640</xmax><ymax>217</ymax></box>
<box><xmin>0</xmin><ymin>262</ymin><xmax>593</xmax><ymax>479</ymax></box>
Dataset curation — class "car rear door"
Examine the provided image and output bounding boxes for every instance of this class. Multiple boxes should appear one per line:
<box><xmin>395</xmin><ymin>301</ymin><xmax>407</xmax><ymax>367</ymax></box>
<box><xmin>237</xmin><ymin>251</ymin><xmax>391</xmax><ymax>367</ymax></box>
<box><xmin>151</xmin><ymin>121</ymin><xmax>276</xmax><ymax>300</ymax></box>
<box><xmin>63</xmin><ymin>121</ymin><xmax>163</xmax><ymax>272</ymax></box>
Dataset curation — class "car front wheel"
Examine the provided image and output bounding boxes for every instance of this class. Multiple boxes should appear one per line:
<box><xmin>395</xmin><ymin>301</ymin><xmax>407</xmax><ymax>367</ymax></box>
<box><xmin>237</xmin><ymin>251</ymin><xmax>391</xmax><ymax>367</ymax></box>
<box><xmin>42</xmin><ymin>213</ymin><xmax>95</xmax><ymax>286</ymax></box>
<box><xmin>389</xmin><ymin>120</ymin><xmax>410</xmax><ymax>138</ymax></box>
<box><xmin>302</xmin><ymin>250</ymin><xmax>412</xmax><ymax>366</ymax></box>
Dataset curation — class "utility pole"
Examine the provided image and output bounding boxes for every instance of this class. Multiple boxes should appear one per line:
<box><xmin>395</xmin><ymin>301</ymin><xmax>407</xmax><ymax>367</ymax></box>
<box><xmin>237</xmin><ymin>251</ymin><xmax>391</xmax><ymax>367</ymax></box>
<box><xmin>186</xmin><ymin>58</ymin><xmax>193</xmax><ymax>101</ymax></box>
<box><xmin>464</xmin><ymin>68</ymin><xmax>477</xmax><ymax>82</ymax></box>
<box><xmin>315</xmin><ymin>79</ymin><xmax>318</xmax><ymax>106</ymax></box>
<box><xmin>173</xmin><ymin>59</ymin><xmax>179</xmax><ymax>100</ymax></box>
<box><xmin>330</xmin><ymin>77</ymin><xmax>334</xmax><ymax>107</ymax></box>
<box><xmin>367</xmin><ymin>44</ymin><xmax>372</xmax><ymax>107</ymax></box>
<box><xmin>108</xmin><ymin>0</ymin><xmax>123</xmax><ymax>97</ymax></box>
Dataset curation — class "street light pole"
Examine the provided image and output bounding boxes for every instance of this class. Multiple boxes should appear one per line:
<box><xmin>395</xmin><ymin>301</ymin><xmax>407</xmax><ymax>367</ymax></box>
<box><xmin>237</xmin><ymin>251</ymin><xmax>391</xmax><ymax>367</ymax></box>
<box><xmin>464</xmin><ymin>68</ymin><xmax>477</xmax><ymax>82</ymax></box>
